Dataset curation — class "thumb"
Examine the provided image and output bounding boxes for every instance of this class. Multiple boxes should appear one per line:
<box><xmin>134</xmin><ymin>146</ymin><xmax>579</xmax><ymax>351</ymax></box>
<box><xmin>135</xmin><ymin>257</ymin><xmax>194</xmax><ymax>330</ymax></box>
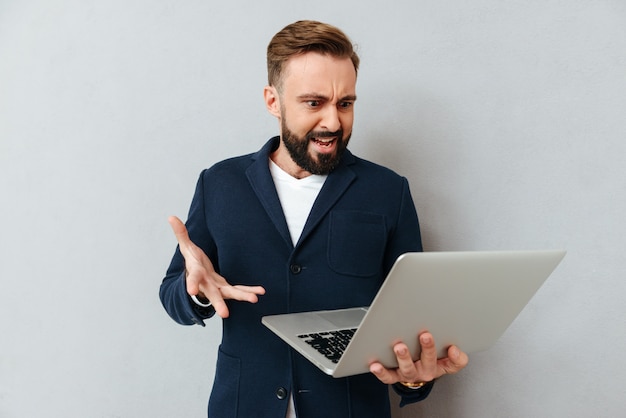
<box><xmin>168</xmin><ymin>216</ymin><xmax>191</xmax><ymax>248</ymax></box>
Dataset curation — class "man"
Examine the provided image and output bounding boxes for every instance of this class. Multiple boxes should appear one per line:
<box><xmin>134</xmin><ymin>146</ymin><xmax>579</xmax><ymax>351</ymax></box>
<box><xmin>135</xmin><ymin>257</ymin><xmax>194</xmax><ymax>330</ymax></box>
<box><xmin>160</xmin><ymin>20</ymin><xmax>468</xmax><ymax>418</ymax></box>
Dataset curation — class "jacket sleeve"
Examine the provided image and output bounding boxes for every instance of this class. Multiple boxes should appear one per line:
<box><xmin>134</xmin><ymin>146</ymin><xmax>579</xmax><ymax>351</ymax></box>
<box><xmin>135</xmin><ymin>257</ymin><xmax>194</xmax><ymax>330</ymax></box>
<box><xmin>393</xmin><ymin>380</ymin><xmax>436</xmax><ymax>406</ymax></box>
<box><xmin>383</xmin><ymin>178</ymin><xmax>423</xmax><ymax>275</ymax></box>
<box><xmin>159</xmin><ymin>170</ymin><xmax>218</xmax><ymax>326</ymax></box>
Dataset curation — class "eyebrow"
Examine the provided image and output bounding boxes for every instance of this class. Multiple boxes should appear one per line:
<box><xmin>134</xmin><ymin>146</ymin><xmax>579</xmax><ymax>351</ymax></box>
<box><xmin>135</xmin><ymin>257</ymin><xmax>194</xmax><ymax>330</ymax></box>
<box><xmin>297</xmin><ymin>93</ymin><xmax>357</xmax><ymax>102</ymax></box>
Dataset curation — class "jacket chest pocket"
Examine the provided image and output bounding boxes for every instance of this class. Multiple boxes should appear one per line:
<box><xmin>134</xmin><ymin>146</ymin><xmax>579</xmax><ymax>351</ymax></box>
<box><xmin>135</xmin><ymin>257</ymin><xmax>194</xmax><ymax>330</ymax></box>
<box><xmin>328</xmin><ymin>210</ymin><xmax>387</xmax><ymax>277</ymax></box>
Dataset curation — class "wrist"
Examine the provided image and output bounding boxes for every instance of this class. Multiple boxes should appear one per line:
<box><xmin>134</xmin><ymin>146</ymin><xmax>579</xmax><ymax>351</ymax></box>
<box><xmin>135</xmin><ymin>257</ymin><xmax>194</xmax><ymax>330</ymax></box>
<box><xmin>397</xmin><ymin>380</ymin><xmax>431</xmax><ymax>390</ymax></box>
<box><xmin>191</xmin><ymin>293</ymin><xmax>212</xmax><ymax>307</ymax></box>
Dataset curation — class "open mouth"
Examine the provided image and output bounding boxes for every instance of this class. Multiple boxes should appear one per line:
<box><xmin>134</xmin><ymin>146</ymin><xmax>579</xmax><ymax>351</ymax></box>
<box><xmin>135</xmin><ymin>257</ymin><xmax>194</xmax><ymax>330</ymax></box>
<box><xmin>312</xmin><ymin>137</ymin><xmax>336</xmax><ymax>147</ymax></box>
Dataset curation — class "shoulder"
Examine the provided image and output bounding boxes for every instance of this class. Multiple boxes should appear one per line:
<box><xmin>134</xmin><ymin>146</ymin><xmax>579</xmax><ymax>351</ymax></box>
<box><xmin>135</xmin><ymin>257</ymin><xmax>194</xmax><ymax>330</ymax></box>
<box><xmin>352</xmin><ymin>155</ymin><xmax>402</xmax><ymax>177</ymax></box>
<box><xmin>344</xmin><ymin>151</ymin><xmax>408</xmax><ymax>186</ymax></box>
<box><xmin>199</xmin><ymin>137</ymin><xmax>278</xmax><ymax>180</ymax></box>
<box><xmin>204</xmin><ymin>152</ymin><xmax>256</xmax><ymax>175</ymax></box>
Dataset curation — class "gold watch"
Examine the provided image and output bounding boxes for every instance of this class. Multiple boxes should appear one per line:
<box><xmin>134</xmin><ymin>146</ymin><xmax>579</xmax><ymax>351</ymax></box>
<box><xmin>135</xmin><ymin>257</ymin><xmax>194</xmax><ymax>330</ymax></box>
<box><xmin>399</xmin><ymin>381</ymin><xmax>427</xmax><ymax>390</ymax></box>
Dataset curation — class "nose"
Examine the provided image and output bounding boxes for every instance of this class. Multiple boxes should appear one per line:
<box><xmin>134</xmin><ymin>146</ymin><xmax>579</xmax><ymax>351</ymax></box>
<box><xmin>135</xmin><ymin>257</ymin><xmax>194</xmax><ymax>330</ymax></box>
<box><xmin>320</xmin><ymin>105</ymin><xmax>341</xmax><ymax>133</ymax></box>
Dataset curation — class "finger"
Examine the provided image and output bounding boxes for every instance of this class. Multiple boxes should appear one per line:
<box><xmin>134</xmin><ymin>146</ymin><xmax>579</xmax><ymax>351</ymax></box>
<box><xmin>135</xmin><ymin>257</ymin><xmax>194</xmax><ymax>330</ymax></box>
<box><xmin>418</xmin><ymin>332</ymin><xmax>437</xmax><ymax>365</ymax></box>
<box><xmin>221</xmin><ymin>285</ymin><xmax>266</xmax><ymax>303</ymax></box>
<box><xmin>211</xmin><ymin>299</ymin><xmax>230</xmax><ymax>319</ymax></box>
<box><xmin>168</xmin><ymin>216</ymin><xmax>192</xmax><ymax>248</ymax></box>
<box><xmin>199</xmin><ymin>284</ymin><xmax>266</xmax><ymax>319</ymax></box>
<box><xmin>185</xmin><ymin>275</ymin><xmax>200</xmax><ymax>296</ymax></box>
<box><xmin>369</xmin><ymin>362</ymin><xmax>398</xmax><ymax>384</ymax></box>
<box><xmin>393</xmin><ymin>343</ymin><xmax>418</xmax><ymax>380</ymax></box>
<box><xmin>213</xmin><ymin>300</ymin><xmax>230</xmax><ymax>318</ymax></box>
<box><xmin>437</xmin><ymin>345</ymin><xmax>469</xmax><ymax>376</ymax></box>
<box><xmin>186</xmin><ymin>267</ymin><xmax>226</xmax><ymax>296</ymax></box>
<box><xmin>234</xmin><ymin>285</ymin><xmax>266</xmax><ymax>297</ymax></box>
<box><xmin>201</xmin><ymin>284</ymin><xmax>230</xmax><ymax>319</ymax></box>
<box><xmin>415</xmin><ymin>332</ymin><xmax>438</xmax><ymax>381</ymax></box>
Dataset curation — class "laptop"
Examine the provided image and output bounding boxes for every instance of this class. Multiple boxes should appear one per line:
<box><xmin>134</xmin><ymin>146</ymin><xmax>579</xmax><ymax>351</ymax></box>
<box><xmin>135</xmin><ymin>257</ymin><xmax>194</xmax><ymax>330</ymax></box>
<box><xmin>262</xmin><ymin>250</ymin><xmax>566</xmax><ymax>378</ymax></box>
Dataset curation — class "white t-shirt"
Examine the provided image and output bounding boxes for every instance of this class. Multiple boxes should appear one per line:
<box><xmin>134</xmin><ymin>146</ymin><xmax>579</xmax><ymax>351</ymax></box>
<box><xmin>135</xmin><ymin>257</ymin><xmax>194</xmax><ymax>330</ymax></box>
<box><xmin>269</xmin><ymin>159</ymin><xmax>327</xmax><ymax>246</ymax></box>
<box><xmin>269</xmin><ymin>158</ymin><xmax>327</xmax><ymax>418</ymax></box>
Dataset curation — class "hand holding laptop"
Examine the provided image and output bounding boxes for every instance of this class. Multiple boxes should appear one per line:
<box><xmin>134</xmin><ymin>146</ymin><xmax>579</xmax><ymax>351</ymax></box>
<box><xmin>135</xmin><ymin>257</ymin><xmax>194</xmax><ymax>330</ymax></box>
<box><xmin>369</xmin><ymin>331</ymin><xmax>468</xmax><ymax>386</ymax></box>
<box><xmin>262</xmin><ymin>250</ymin><xmax>565</xmax><ymax>378</ymax></box>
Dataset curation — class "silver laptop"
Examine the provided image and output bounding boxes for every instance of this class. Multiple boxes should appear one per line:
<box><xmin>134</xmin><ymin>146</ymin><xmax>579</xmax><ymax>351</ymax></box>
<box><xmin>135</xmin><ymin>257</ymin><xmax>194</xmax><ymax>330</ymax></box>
<box><xmin>262</xmin><ymin>250</ymin><xmax>566</xmax><ymax>378</ymax></box>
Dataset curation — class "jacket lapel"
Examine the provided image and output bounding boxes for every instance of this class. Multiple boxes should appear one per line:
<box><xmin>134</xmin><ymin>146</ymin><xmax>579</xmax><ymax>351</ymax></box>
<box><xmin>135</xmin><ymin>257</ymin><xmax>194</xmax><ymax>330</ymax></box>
<box><xmin>297</xmin><ymin>150</ymin><xmax>356</xmax><ymax>247</ymax></box>
<box><xmin>246</xmin><ymin>138</ymin><xmax>357</xmax><ymax>250</ymax></box>
<box><xmin>246</xmin><ymin>138</ymin><xmax>294</xmax><ymax>249</ymax></box>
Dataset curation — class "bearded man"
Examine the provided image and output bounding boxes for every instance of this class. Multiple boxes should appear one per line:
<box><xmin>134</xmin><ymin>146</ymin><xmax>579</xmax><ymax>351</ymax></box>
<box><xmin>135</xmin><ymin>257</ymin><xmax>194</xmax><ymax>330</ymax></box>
<box><xmin>160</xmin><ymin>20</ymin><xmax>468</xmax><ymax>418</ymax></box>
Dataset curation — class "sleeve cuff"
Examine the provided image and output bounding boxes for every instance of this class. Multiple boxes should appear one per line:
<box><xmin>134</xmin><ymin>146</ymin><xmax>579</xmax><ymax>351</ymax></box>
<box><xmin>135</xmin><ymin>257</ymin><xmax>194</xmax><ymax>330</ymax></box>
<box><xmin>178</xmin><ymin>273</ymin><xmax>216</xmax><ymax>325</ymax></box>
<box><xmin>393</xmin><ymin>379</ymin><xmax>435</xmax><ymax>407</ymax></box>
<box><xmin>188</xmin><ymin>293</ymin><xmax>216</xmax><ymax>321</ymax></box>
<box><xmin>191</xmin><ymin>294</ymin><xmax>212</xmax><ymax>307</ymax></box>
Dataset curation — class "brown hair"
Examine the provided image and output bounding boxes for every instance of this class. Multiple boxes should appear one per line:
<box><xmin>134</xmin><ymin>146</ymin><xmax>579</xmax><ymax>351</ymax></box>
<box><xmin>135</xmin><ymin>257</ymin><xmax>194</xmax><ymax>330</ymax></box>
<box><xmin>267</xmin><ymin>20</ymin><xmax>360</xmax><ymax>90</ymax></box>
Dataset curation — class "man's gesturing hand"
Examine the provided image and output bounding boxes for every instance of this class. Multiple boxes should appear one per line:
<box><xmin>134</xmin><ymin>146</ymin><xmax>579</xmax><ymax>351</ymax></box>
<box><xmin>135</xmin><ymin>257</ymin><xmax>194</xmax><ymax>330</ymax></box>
<box><xmin>168</xmin><ymin>216</ymin><xmax>266</xmax><ymax>318</ymax></box>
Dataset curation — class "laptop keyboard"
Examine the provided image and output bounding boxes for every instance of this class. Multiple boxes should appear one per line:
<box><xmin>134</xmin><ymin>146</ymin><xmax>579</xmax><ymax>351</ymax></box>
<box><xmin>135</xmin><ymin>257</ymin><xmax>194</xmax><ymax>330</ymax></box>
<box><xmin>298</xmin><ymin>328</ymin><xmax>357</xmax><ymax>363</ymax></box>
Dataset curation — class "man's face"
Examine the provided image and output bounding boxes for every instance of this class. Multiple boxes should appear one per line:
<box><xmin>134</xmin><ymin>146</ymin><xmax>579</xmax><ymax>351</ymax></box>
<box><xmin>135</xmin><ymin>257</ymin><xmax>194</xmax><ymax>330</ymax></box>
<box><xmin>267</xmin><ymin>52</ymin><xmax>357</xmax><ymax>178</ymax></box>
<box><xmin>279</xmin><ymin>110</ymin><xmax>351</xmax><ymax>176</ymax></box>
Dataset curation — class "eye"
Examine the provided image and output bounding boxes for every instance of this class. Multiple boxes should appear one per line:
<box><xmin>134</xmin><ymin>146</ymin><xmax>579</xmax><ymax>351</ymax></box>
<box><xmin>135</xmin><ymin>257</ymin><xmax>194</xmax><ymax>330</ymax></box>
<box><xmin>306</xmin><ymin>100</ymin><xmax>321</xmax><ymax>108</ymax></box>
<box><xmin>338</xmin><ymin>101</ymin><xmax>354</xmax><ymax>110</ymax></box>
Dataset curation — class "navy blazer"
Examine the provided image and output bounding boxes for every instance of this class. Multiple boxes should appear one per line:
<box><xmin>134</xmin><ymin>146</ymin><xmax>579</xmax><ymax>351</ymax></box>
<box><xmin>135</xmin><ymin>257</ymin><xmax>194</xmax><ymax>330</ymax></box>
<box><xmin>160</xmin><ymin>137</ymin><xmax>433</xmax><ymax>418</ymax></box>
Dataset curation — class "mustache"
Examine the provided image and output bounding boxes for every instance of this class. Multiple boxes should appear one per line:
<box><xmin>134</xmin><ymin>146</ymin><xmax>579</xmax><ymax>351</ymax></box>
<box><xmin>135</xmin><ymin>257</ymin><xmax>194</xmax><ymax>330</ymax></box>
<box><xmin>306</xmin><ymin>129</ymin><xmax>343</xmax><ymax>140</ymax></box>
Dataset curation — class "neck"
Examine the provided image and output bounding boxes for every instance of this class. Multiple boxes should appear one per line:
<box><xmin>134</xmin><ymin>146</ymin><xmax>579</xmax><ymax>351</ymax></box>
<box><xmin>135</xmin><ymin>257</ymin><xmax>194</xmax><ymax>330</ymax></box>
<box><xmin>270</xmin><ymin>141</ymin><xmax>312</xmax><ymax>179</ymax></box>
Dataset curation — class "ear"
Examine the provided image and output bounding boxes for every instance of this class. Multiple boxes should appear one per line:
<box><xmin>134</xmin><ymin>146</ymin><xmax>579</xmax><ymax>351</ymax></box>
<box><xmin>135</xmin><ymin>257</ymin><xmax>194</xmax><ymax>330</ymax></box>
<box><xmin>264</xmin><ymin>85</ymin><xmax>282</xmax><ymax>119</ymax></box>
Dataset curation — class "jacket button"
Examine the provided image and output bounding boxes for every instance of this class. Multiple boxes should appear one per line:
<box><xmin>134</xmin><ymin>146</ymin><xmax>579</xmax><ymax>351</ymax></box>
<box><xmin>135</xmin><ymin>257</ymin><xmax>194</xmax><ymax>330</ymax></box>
<box><xmin>290</xmin><ymin>264</ymin><xmax>302</xmax><ymax>274</ymax></box>
<box><xmin>276</xmin><ymin>387</ymin><xmax>288</xmax><ymax>400</ymax></box>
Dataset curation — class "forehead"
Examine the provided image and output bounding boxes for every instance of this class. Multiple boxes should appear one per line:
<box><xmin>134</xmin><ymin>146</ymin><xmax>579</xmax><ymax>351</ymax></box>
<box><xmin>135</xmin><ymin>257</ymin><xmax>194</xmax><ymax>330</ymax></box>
<box><xmin>281</xmin><ymin>52</ymin><xmax>357</xmax><ymax>96</ymax></box>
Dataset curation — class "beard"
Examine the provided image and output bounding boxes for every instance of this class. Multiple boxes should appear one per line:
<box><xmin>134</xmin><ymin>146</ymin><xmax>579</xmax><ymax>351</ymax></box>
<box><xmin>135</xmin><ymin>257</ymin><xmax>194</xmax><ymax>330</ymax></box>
<box><xmin>280</xmin><ymin>118</ymin><xmax>351</xmax><ymax>175</ymax></box>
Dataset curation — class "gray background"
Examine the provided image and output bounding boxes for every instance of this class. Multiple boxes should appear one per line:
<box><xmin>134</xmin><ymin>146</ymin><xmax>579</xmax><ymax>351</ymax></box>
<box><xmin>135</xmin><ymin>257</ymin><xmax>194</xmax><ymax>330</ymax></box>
<box><xmin>1</xmin><ymin>1</ymin><xmax>625</xmax><ymax>417</ymax></box>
